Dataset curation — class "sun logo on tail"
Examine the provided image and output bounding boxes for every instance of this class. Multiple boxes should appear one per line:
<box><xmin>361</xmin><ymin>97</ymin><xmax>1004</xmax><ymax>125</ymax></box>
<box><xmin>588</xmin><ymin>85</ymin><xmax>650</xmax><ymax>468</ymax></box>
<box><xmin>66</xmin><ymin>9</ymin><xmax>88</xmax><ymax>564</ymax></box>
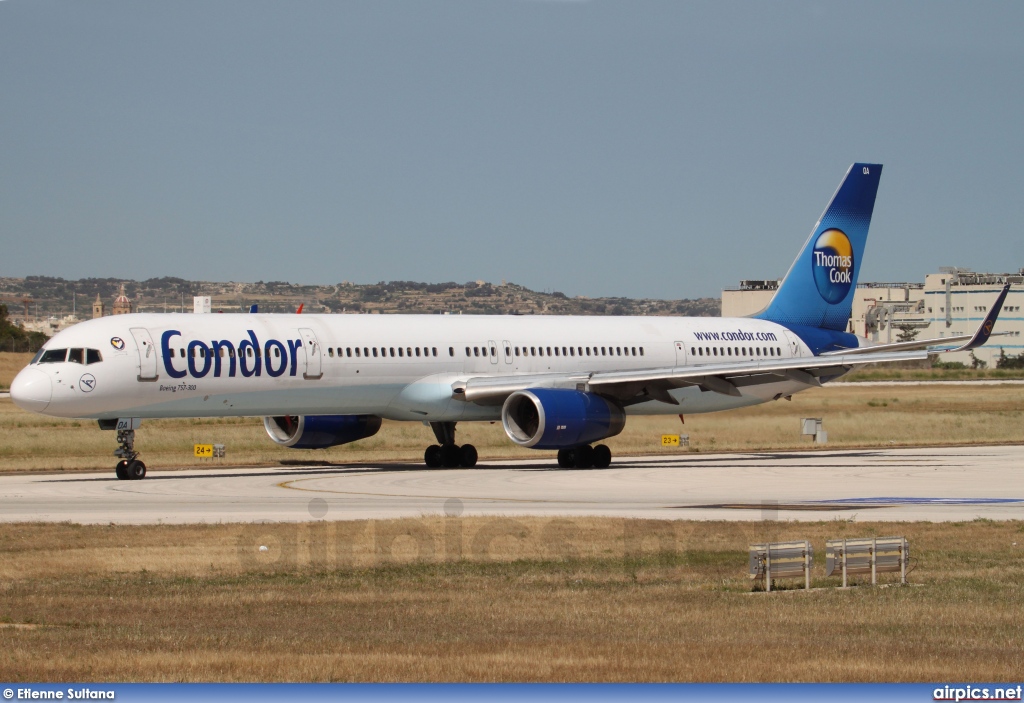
<box><xmin>811</xmin><ymin>228</ymin><xmax>854</xmax><ymax>304</ymax></box>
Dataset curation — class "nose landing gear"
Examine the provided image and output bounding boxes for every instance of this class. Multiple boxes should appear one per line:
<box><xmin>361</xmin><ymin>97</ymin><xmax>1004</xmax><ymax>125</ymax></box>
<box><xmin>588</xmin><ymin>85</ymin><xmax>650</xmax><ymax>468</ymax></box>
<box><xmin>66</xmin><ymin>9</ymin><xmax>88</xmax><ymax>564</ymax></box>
<box><xmin>114</xmin><ymin>429</ymin><xmax>146</xmax><ymax>480</ymax></box>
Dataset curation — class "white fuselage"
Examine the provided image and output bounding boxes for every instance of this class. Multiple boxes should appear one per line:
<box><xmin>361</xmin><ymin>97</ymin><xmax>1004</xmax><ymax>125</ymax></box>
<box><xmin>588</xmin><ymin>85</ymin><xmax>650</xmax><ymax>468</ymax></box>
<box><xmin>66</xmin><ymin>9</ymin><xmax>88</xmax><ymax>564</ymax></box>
<box><xmin>18</xmin><ymin>312</ymin><xmax>814</xmax><ymax>421</ymax></box>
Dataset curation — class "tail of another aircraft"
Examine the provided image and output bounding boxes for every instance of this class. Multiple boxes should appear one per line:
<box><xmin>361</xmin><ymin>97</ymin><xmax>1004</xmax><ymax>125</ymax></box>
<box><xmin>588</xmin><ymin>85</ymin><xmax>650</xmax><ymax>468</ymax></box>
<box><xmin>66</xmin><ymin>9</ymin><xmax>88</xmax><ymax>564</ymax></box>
<box><xmin>755</xmin><ymin>163</ymin><xmax>882</xmax><ymax>331</ymax></box>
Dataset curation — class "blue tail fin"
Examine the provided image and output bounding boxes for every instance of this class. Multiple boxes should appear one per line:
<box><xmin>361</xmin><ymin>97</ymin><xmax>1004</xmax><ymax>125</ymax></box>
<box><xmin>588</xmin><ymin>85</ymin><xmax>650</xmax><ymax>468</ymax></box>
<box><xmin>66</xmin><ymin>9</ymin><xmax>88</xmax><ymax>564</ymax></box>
<box><xmin>755</xmin><ymin>163</ymin><xmax>882</xmax><ymax>331</ymax></box>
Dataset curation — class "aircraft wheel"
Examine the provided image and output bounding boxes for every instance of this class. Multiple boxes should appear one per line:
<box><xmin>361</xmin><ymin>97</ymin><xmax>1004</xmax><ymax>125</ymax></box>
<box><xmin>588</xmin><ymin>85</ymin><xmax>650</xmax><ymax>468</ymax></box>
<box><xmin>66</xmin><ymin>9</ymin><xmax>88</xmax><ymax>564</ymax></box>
<box><xmin>441</xmin><ymin>444</ymin><xmax>461</xmax><ymax>468</ymax></box>
<box><xmin>127</xmin><ymin>460</ymin><xmax>147</xmax><ymax>480</ymax></box>
<box><xmin>592</xmin><ymin>444</ymin><xmax>611</xmax><ymax>469</ymax></box>
<box><xmin>556</xmin><ymin>449</ymin><xmax>574</xmax><ymax>468</ymax></box>
<box><xmin>115</xmin><ymin>460</ymin><xmax>130</xmax><ymax>481</ymax></box>
<box><xmin>459</xmin><ymin>444</ymin><xmax>478</xmax><ymax>468</ymax></box>
<box><xmin>424</xmin><ymin>445</ymin><xmax>443</xmax><ymax>468</ymax></box>
<box><xmin>572</xmin><ymin>445</ymin><xmax>594</xmax><ymax>470</ymax></box>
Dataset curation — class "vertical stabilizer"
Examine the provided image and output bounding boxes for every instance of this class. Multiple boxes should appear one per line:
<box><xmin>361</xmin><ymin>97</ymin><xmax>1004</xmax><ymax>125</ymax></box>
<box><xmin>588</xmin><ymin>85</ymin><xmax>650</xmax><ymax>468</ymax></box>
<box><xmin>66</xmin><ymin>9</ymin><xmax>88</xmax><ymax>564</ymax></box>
<box><xmin>755</xmin><ymin>163</ymin><xmax>882</xmax><ymax>331</ymax></box>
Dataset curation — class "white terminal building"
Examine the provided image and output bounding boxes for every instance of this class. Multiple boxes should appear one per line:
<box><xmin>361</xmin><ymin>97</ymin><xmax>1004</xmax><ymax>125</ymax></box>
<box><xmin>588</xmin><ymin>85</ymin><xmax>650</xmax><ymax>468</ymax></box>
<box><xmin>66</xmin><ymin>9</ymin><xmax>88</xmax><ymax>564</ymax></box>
<box><xmin>723</xmin><ymin>268</ymin><xmax>1024</xmax><ymax>367</ymax></box>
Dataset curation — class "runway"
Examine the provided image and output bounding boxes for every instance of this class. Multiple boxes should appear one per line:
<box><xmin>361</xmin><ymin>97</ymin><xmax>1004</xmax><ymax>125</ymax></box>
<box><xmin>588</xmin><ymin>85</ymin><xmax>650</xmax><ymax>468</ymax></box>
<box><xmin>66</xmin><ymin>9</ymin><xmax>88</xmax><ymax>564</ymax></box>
<box><xmin>1</xmin><ymin>445</ymin><xmax>1023</xmax><ymax>524</ymax></box>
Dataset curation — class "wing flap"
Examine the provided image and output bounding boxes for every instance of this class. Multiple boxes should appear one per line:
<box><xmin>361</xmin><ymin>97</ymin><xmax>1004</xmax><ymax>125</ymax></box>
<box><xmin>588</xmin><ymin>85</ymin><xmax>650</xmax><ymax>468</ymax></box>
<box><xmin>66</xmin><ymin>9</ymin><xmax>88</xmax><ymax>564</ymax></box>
<box><xmin>455</xmin><ymin>350</ymin><xmax>927</xmax><ymax>405</ymax></box>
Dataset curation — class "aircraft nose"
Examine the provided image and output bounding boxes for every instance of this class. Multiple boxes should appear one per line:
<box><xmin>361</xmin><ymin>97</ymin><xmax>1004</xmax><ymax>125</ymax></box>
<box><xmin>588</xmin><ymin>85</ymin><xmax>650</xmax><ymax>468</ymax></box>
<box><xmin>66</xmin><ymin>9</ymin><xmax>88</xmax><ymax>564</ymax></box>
<box><xmin>10</xmin><ymin>367</ymin><xmax>52</xmax><ymax>413</ymax></box>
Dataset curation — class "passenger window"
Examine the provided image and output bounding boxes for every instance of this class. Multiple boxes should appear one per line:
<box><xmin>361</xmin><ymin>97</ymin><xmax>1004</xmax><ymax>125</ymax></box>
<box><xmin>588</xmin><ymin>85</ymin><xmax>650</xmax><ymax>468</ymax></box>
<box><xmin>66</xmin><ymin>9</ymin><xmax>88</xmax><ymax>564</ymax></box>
<box><xmin>275</xmin><ymin>347</ymin><xmax>281</xmax><ymax>358</ymax></box>
<box><xmin>86</xmin><ymin>349</ymin><xmax>102</xmax><ymax>365</ymax></box>
<box><xmin>169</xmin><ymin>348</ymin><xmax>176</xmax><ymax>358</ymax></box>
<box><xmin>473</xmin><ymin>347</ymin><xmax>479</xmax><ymax>357</ymax></box>
<box><xmin>328</xmin><ymin>348</ymin><xmax>334</xmax><ymax>358</ymax></box>
<box><xmin>180</xmin><ymin>348</ymin><xmax>185</xmax><ymax>358</ymax></box>
<box><xmin>561</xmin><ymin>347</ymin><xmax>567</xmax><ymax>356</ymax></box>
<box><xmin>347</xmin><ymin>348</ymin><xmax>352</xmax><ymax>357</ymax></box>
<box><xmin>68</xmin><ymin>348</ymin><xmax>84</xmax><ymax>364</ymax></box>
<box><xmin>355</xmin><ymin>348</ymin><xmax>361</xmax><ymax>357</ymax></box>
<box><xmin>631</xmin><ymin>347</ymin><xmax>636</xmax><ymax>356</ymax></box>
<box><xmin>640</xmin><ymin>347</ymin><xmax>644</xmax><ymax>356</ymax></box>
<box><xmin>373</xmin><ymin>348</ymin><xmax>378</xmax><ymax>357</ymax></box>
<box><xmin>363</xmin><ymin>347</ymin><xmax>369</xmax><ymax>357</ymax></box>
<box><xmin>616</xmin><ymin>347</ymin><xmax>621</xmax><ymax>356</ymax></box>
<box><xmin>554</xmin><ymin>347</ymin><xmax>560</xmax><ymax>357</ymax></box>
<box><xmin>491</xmin><ymin>347</ymin><xmax>497</xmax><ymax>357</ymax></box>
<box><xmin>546</xmin><ymin>347</ymin><xmax>552</xmax><ymax>356</ymax></box>
<box><xmin>398</xmin><ymin>348</ymin><xmax>403</xmax><ymax>357</ymax></box>
<box><xmin>390</xmin><ymin>348</ymin><xmax>395</xmax><ymax>357</ymax></box>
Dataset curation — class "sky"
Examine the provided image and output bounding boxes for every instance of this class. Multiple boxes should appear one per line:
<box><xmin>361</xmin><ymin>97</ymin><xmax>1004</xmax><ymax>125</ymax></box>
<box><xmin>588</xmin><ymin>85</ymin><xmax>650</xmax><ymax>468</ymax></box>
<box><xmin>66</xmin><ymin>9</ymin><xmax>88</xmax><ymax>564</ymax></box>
<box><xmin>1</xmin><ymin>1</ymin><xmax>1022</xmax><ymax>299</ymax></box>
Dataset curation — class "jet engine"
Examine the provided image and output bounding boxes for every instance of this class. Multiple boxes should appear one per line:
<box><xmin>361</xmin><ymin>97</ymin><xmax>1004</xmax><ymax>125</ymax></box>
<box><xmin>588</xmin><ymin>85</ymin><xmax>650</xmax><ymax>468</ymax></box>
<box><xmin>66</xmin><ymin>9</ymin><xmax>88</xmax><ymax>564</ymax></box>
<box><xmin>501</xmin><ymin>388</ymin><xmax>625</xmax><ymax>450</ymax></box>
<box><xmin>263</xmin><ymin>414</ymin><xmax>382</xmax><ymax>449</ymax></box>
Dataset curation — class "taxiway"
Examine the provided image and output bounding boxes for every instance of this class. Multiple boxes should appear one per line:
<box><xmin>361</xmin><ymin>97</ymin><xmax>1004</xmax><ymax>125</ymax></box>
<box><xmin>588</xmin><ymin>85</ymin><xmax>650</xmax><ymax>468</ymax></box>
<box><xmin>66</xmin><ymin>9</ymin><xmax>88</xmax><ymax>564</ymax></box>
<box><xmin>1</xmin><ymin>445</ymin><xmax>1022</xmax><ymax>523</ymax></box>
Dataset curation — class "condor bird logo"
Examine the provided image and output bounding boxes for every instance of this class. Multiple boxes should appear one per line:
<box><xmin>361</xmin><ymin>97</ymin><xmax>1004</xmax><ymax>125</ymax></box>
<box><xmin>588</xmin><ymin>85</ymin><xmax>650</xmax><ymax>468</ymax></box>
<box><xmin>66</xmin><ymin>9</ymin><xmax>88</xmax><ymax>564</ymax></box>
<box><xmin>811</xmin><ymin>228</ymin><xmax>854</xmax><ymax>304</ymax></box>
<box><xmin>79</xmin><ymin>374</ymin><xmax>96</xmax><ymax>393</ymax></box>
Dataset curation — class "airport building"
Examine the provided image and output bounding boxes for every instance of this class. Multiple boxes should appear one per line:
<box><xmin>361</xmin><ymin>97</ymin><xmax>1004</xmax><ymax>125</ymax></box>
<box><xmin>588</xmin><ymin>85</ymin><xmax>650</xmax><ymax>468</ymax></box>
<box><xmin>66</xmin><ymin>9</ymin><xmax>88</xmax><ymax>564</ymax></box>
<box><xmin>722</xmin><ymin>268</ymin><xmax>1024</xmax><ymax>366</ymax></box>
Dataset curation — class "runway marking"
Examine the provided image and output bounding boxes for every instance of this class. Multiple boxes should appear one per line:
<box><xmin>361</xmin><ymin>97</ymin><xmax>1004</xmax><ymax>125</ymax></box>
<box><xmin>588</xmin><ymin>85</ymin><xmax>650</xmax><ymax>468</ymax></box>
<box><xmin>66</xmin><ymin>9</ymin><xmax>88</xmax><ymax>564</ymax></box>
<box><xmin>677</xmin><ymin>503</ymin><xmax>885</xmax><ymax>511</ymax></box>
<box><xmin>820</xmin><ymin>497</ymin><xmax>1024</xmax><ymax>505</ymax></box>
<box><xmin>277</xmin><ymin>476</ymin><xmax>608</xmax><ymax>506</ymax></box>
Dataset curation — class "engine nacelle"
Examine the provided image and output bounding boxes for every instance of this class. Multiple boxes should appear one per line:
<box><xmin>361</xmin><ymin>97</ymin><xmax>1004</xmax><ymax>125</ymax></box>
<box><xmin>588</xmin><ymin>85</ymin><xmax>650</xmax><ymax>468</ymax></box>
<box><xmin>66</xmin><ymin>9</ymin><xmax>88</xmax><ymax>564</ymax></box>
<box><xmin>501</xmin><ymin>388</ymin><xmax>626</xmax><ymax>450</ymax></box>
<box><xmin>263</xmin><ymin>414</ymin><xmax>382</xmax><ymax>449</ymax></box>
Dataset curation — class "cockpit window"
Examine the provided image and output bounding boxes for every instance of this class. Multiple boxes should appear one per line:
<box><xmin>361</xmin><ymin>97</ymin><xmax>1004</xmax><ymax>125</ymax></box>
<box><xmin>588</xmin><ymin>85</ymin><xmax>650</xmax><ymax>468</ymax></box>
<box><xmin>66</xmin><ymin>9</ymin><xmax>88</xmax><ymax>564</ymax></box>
<box><xmin>86</xmin><ymin>349</ymin><xmax>102</xmax><ymax>364</ymax></box>
<box><xmin>31</xmin><ymin>349</ymin><xmax>44</xmax><ymax>364</ymax></box>
<box><xmin>39</xmin><ymin>348</ymin><xmax>68</xmax><ymax>363</ymax></box>
<box><xmin>68</xmin><ymin>348</ymin><xmax>84</xmax><ymax>364</ymax></box>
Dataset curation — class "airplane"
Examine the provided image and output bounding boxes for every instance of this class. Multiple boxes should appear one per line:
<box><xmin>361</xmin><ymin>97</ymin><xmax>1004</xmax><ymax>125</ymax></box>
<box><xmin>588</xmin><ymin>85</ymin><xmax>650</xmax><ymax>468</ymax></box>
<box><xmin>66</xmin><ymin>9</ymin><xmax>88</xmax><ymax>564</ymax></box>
<box><xmin>9</xmin><ymin>163</ymin><xmax>1011</xmax><ymax>480</ymax></box>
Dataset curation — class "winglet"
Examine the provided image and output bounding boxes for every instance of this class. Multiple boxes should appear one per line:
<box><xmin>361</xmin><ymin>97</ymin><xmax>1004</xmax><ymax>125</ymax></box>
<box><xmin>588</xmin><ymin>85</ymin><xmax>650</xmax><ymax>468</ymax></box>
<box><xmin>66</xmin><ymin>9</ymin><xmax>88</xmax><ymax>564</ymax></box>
<box><xmin>951</xmin><ymin>282</ymin><xmax>1011</xmax><ymax>352</ymax></box>
<box><xmin>296</xmin><ymin>303</ymin><xmax>304</xmax><ymax>314</ymax></box>
<box><xmin>249</xmin><ymin>304</ymin><xmax>258</xmax><ymax>314</ymax></box>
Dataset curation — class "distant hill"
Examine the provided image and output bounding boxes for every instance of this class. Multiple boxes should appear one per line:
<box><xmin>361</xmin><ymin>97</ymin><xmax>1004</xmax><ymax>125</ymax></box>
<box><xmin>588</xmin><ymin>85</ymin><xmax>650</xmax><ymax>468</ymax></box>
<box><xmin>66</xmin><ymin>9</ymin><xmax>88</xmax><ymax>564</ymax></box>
<box><xmin>0</xmin><ymin>276</ymin><xmax>720</xmax><ymax>320</ymax></box>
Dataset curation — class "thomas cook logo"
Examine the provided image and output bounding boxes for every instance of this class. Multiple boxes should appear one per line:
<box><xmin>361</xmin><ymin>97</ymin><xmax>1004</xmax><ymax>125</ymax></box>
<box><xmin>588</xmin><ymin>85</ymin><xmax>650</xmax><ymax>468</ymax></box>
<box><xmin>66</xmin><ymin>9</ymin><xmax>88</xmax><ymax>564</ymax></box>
<box><xmin>110</xmin><ymin>337</ymin><xmax>125</xmax><ymax>350</ymax></box>
<box><xmin>811</xmin><ymin>228</ymin><xmax>854</xmax><ymax>304</ymax></box>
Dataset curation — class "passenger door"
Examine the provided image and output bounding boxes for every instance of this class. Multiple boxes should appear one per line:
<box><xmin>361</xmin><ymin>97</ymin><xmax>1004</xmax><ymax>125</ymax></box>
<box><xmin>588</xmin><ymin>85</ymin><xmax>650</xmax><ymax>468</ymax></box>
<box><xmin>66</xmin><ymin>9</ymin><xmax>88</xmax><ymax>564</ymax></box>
<box><xmin>299</xmin><ymin>328</ymin><xmax>323</xmax><ymax>380</ymax></box>
<box><xmin>502</xmin><ymin>339</ymin><xmax>513</xmax><ymax>365</ymax></box>
<box><xmin>675</xmin><ymin>341</ymin><xmax>688</xmax><ymax>367</ymax></box>
<box><xmin>129</xmin><ymin>327</ymin><xmax>159</xmax><ymax>381</ymax></box>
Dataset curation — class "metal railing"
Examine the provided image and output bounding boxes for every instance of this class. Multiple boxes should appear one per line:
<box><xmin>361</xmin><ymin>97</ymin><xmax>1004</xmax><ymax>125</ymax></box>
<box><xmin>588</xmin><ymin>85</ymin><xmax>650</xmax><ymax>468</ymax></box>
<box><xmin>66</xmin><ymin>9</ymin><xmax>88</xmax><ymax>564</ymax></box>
<box><xmin>825</xmin><ymin>537</ymin><xmax>909</xmax><ymax>587</ymax></box>
<box><xmin>748</xmin><ymin>541</ymin><xmax>813</xmax><ymax>591</ymax></box>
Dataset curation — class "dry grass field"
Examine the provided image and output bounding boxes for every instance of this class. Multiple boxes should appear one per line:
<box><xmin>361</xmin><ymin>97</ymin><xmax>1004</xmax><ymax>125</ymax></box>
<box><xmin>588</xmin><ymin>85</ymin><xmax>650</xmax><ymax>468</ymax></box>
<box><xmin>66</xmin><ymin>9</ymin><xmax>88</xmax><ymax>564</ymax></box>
<box><xmin>1</xmin><ymin>518</ymin><xmax>1023</xmax><ymax>681</ymax></box>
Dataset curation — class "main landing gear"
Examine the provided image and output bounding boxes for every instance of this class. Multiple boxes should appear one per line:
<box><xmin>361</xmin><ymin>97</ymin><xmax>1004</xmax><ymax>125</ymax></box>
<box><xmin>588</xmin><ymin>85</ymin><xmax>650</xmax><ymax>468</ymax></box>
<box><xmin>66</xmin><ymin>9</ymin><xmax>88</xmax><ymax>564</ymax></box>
<box><xmin>556</xmin><ymin>444</ymin><xmax>612</xmax><ymax>470</ymax></box>
<box><xmin>424</xmin><ymin>421</ymin><xmax>478</xmax><ymax>468</ymax></box>
<box><xmin>114</xmin><ymin>429</ymin><xmax>146</xmax><ymax>480</ymax></box>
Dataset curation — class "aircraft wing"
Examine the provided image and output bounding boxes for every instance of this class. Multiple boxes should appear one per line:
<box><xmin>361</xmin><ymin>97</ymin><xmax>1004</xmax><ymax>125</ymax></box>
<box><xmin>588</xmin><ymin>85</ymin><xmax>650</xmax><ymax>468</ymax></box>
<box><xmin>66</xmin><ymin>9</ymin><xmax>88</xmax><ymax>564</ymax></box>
<box><xmin>454</xmin><ymin>350</ymin><xmax>927</xmax><ymax>407</ymax></box>
<box><xmin>819</xmin><ymin>283</ymin><xmax>1011</xmax><ymax>356</ymax></box>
